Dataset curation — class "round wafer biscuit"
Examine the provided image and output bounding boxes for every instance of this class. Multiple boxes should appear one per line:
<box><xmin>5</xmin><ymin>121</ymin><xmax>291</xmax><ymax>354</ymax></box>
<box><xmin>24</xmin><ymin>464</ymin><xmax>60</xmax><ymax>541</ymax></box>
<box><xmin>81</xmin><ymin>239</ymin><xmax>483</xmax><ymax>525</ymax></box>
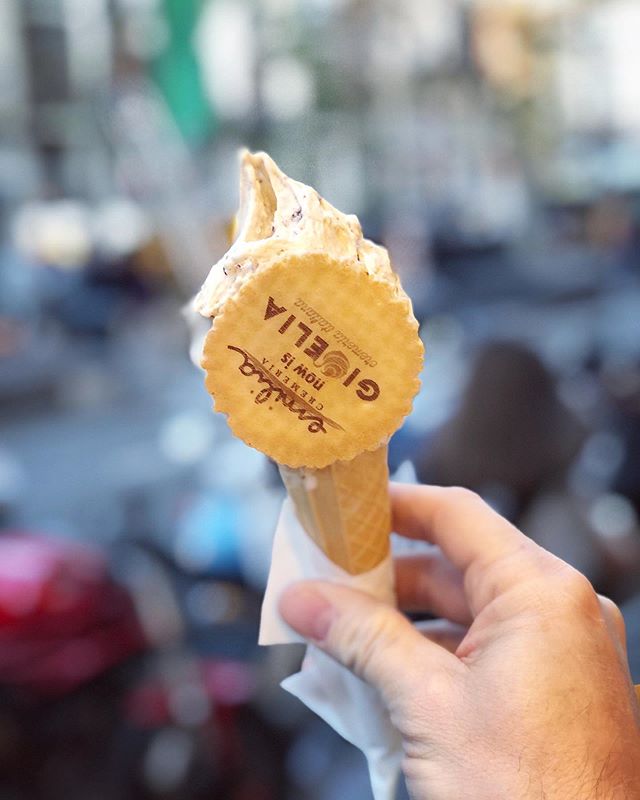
<box><xmin>201</xmin><ymin>252</ymin><xmax>423</xmax><ymax>468</ymax></box>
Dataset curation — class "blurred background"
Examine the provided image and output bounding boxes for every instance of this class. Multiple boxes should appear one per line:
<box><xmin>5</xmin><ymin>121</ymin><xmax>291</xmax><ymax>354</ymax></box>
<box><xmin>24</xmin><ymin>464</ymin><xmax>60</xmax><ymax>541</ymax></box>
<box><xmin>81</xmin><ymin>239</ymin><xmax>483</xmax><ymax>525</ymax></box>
<box><xmin>1</xmin><ymin>0</ymin><xmax>640</xmax><ymax>797</ymax></box>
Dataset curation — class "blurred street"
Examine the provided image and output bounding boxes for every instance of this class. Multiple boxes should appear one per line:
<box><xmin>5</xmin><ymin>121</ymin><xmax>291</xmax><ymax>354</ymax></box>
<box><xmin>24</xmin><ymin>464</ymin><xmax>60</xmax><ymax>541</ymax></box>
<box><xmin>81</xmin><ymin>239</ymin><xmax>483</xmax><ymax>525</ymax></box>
<box><xmin>2</xmin><ymin>0</ymin><xmax>640</xmax><ymax>798</ymax></box>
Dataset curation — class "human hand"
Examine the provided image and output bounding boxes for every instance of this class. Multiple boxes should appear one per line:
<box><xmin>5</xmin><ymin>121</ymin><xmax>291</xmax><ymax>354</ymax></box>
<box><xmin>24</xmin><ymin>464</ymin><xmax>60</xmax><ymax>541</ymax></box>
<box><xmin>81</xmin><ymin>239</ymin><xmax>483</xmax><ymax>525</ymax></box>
<box><xmin>279</xmin><ymin>484</ymin><xmax>640</xmax><ymax>800</ymax></box>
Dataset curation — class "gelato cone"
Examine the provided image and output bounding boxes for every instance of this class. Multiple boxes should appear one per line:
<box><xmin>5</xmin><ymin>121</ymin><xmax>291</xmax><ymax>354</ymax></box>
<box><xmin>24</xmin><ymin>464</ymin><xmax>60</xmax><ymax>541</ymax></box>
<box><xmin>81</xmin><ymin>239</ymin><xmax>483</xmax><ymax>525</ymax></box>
<box><xmin>279</xmin><ymin>445</ymin><xmax>390</xmax><ymax>575</ymax></box>
<box><xmin>195</xmin><ymin>150</ymin><xmax>422</xmax><ymax>570</ymax></box>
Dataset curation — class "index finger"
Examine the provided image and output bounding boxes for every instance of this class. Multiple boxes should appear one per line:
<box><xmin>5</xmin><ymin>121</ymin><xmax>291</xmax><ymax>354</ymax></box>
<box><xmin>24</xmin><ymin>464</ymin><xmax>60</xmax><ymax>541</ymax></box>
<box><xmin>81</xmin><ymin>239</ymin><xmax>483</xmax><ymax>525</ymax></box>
<box><xmin>390</xmin><ymin>483</ymin><xmax>544</xmax><ymax>612</ymax></box>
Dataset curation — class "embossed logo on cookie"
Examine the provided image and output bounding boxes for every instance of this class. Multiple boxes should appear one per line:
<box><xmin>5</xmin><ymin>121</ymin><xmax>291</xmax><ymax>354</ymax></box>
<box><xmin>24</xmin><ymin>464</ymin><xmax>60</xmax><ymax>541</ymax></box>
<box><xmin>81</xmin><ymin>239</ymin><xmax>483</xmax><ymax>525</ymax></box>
<box><xmin>314</xmin><ymin>350</ymin><xmax>350</xmax><ymax>378</ymax></box>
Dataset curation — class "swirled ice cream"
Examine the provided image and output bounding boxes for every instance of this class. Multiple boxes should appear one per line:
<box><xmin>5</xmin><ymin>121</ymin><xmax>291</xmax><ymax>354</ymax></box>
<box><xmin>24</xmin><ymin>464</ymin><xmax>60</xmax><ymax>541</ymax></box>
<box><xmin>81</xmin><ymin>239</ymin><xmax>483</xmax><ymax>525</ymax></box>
<box><xmin>194</xmin><ymin>150</ymin><xmax>400</xmax><ymax>320</ymax></box>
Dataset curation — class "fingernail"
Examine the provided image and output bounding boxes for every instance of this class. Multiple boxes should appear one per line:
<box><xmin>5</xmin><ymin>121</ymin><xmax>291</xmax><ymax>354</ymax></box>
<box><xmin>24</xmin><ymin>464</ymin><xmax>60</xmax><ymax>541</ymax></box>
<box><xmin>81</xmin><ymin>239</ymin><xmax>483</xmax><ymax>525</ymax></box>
<box><xmin>279</xmin><ymin>584</ymin><xmax>334</xmax><ymax>642</ymax></box>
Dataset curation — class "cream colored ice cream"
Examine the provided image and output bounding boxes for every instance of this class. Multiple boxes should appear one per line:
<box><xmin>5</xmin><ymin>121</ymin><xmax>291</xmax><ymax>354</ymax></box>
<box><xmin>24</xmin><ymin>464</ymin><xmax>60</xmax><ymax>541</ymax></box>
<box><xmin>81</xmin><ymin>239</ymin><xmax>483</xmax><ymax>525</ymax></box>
<box><xmin>194</xmin><ymin>150</ymin><xmax>400</xmax><ymax>320</ymax></box>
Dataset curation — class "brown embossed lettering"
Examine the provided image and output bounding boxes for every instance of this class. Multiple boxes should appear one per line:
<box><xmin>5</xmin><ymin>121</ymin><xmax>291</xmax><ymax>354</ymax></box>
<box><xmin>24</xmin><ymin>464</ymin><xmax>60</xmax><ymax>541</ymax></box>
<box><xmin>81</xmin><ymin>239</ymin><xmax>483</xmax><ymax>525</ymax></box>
<box><xmin>356</xmin><ymin>379</ymin><xmax>380</xmax><ymax>402</ymax></box>
<box><xmin>226</xmin><ymin>346</ymin><xmax>343</xmax><ymax>433</ymax></box>
<box><xmin>304</xmin><ymin>336</ymin><xmax>329</xmax><ymax>361</ymax></box>
<box><xmin>265</xmin><ymin>297</ymin><xmax>287</xmax><ymax>320</ymax></box>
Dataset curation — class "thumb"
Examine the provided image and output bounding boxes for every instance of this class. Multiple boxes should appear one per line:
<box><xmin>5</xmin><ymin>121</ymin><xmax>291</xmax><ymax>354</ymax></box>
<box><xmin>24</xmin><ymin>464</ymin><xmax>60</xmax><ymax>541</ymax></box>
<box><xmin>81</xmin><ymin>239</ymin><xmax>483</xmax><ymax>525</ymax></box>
<box><xmin>279</xmin><ymin>581</ymin><xmax>456</xmax><ymax>707</ymax></box>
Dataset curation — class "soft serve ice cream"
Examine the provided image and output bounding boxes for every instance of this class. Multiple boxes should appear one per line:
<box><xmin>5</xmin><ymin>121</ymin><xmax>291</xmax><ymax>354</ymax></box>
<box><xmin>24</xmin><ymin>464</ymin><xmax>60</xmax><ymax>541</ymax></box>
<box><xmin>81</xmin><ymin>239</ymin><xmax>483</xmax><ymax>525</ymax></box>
<box><xmin>194</xmin><ymin>151</ymin><xmax>399</xmax><ymax>318</ymax></box>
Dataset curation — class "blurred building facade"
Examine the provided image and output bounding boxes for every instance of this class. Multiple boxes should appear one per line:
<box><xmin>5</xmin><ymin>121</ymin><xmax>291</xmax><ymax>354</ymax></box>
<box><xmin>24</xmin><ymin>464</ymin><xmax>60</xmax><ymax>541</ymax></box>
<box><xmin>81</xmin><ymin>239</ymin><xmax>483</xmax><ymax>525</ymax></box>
<box><xmin>2</xmin><ymin>1</ymin><xmax>640</xmax><ymax>240</ymax></box>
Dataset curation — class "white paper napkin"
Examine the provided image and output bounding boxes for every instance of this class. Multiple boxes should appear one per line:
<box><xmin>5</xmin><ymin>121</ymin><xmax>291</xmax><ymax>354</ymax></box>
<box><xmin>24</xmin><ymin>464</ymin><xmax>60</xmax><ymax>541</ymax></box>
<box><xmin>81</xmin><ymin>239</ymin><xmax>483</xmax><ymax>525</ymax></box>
<box><xmin>260</xmin><ymin>499</ymin><xmax>403</xmax><ymax>800</ymax></box>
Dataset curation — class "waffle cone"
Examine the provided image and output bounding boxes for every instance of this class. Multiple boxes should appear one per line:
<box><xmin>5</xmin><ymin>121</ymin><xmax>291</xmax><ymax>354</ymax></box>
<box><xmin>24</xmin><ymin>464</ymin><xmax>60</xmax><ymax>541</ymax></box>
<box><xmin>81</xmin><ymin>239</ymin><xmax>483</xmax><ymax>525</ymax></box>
<box><xmin>279</xmin><ymin>445</ymin><xmax>391</xmax><ymax>575</ymax></box>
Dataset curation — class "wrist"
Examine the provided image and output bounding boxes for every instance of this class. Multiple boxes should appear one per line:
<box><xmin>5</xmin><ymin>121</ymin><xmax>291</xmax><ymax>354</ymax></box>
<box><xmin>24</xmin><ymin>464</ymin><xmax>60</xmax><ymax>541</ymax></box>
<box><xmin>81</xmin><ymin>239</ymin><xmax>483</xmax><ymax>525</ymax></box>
<box><xmin>540</xmin><ymin>747</ymin><xmax>639</xmax><ymax>800</ymax></box>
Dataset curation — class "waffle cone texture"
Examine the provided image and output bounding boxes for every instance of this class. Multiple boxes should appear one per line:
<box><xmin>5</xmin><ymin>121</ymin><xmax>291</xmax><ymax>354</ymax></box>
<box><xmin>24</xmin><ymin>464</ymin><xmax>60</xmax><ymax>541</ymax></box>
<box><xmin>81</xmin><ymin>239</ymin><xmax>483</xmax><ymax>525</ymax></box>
<box><xmin>279</xmin><ymin>445</ymin><xmax>391</xmax><ymax>575</ymax></box>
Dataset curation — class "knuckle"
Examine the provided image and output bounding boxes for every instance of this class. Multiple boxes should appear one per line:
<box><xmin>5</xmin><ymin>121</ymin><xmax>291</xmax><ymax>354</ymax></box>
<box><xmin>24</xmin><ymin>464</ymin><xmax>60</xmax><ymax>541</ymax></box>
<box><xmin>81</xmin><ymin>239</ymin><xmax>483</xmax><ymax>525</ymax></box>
<box><xmin>558</xmin><ymin>569</ymin><xmax>599</xmax><ymax>615</ymax></box>
<box><xmin>598</xmin><ymin>594</ymin><xmax>626</xmax><ymax>640</ymax></box>
<box><xmin>440</xmin><ymin>486</ymin><xmax>487</xmax><ymax>523</ymax></box>
<box><xmin>598</xmin><ymin>593</ymin><xmax>617</xmax><ymax>614</ymax></box>
<box><xmin>333</xmin><ymin>605</ymin><xmax>401</xmax><ymax>682</ymax></box>
<box><xmin>433</xmin><ymin>487</ymin><xmax>489</xmax><ymax>548</ymax></box>
<box><xmin>446</xmin><ymin>486</ymin><xmax>481</xmax><ymax>507</ymax></box>
<box><xmin>400</xmin><ymin>666</ymin><xmax>459</xmax><ymax>741</ymax></box>
<box><xmin>421</xmin><ymin>663</ymin><xmax>458</xmax><ymax>705</ymax></box>
<box><xmin>610</xmin><ymin>604</ymin><xmax>625</xmax><ymax>636</ymax></box>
